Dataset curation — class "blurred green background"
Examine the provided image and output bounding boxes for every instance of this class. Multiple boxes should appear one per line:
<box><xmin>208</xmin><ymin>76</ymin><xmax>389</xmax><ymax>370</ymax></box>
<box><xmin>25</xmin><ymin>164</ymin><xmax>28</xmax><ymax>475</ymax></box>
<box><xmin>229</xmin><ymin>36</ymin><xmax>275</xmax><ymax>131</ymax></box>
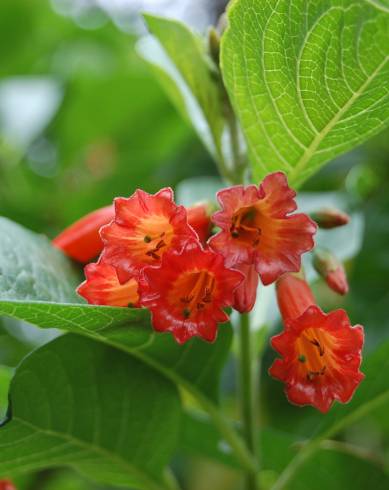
<box><xmin>0</xmin><ymin>1</ymin><xmax>388</xmax><ymax>489</ymax></box>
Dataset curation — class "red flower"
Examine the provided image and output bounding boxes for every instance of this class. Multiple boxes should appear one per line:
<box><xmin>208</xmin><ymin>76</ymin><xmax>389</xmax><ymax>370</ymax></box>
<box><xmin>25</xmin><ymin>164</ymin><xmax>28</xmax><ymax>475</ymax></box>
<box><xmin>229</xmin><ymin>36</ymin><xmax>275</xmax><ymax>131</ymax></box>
<box><xmin>269</xmin><ymin>274</ymin><xmax>364</xmax><ymax>413</ymax></box>
<box><xmin>53</xmin><ymin>205</ymin><xmax>114</xmax><ymax>263</ymax></box>
<box><xmin>232</xmin><ymin>263</ymin><xmax>259</xmax><ymax>313</ymax></box>
<box><xmin>209</xmin><ymin>172</ymin><xmax>316</xmax><ymax>285</ymax></box>
<box><xmin>140</xmin><ymin>241</ymin><xmax>243</xmax><ymax>344</ymax></box>
<box><xmin>187</xmin><ymin>202</ymin><xmax>212</xmax><ymax>244</ymax></box>
<box><xmin>77</xmin><ymin>262</ymin><xmax>139</xmax><ymax>307</ymax></box>
<box><xmin>100</xmin><ymin>188</ymin><xmax>198</xmax><ymax>280</ymax></box>
<box><xmin>0</xmin><ymin>481</ymin><xmax>15</xmax><ymax>490</ymax></box>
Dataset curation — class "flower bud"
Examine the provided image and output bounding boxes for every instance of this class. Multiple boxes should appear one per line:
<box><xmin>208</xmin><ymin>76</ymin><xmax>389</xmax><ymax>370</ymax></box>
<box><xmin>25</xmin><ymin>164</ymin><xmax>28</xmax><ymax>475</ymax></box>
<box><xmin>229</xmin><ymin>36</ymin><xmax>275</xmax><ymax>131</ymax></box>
<box><xmin>0</xmin><ymin>480</ymin><xmax>16</xmax><ymax>490</ymax></box>
<box><xmin>313</xmin><ymin>248</ymin><xmax>349</xmax><ymax>295</ymax></box>
<box><xmin>53</xmin><ymin>205</ymin><xmax>114</xmax><ymax>263</ymax></box>
<box><xmin>208</xmin><ymin>26</ymin><xmax>221</xmax><ymax>65</ymax></box>
<box><xmin>311</xmin><ymin>208</ymin><xmax>350</xmax><ymax>229</ymax></box>
<box><xmin>276</xmin><ymin>273</ymin><xmax>316</xmax><ymax>322</ymax></box>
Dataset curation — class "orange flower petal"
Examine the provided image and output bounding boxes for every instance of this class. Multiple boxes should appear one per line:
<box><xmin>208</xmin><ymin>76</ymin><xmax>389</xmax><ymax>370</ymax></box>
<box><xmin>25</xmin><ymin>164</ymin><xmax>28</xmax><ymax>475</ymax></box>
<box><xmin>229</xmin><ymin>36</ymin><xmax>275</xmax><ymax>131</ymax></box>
<box><xmin>269</xmin><ymin>305</ymin><xmax>364</xmax><ymax>413</ymax></box>
<box><xmin>77</xmin><ymin>262</ymin><xmax>139</xmax><ymax>307</ymax></box>
<box><xmin>140</xmin><ymin>241</ymin><xmax>243</xmax><ymax>344</ymax></box>
<box><xmin>209</xmin><ymin>172</ymin><xmax>316</xmax><ymax>285</ymax></box>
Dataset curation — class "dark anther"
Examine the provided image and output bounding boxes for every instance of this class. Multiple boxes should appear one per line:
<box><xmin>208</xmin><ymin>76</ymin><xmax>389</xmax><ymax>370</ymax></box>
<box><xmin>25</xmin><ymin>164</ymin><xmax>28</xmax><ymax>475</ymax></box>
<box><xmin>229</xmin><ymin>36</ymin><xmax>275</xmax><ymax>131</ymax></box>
<box><xmin>183</xmin><ymin>308</ymin><xmax>191</xmax><ymax>318</ymax></box>
<box><xmin>155</xmin><ymin>240</ymin><xmax>166</xmax><ymax>250</ymax></box>
<box><xmin>309</xmin><ymin>338</ymin><xmax>325</xmax><ymax>356</ymax></box>
<box><xmin>231</xmin><ymin>229</ymin><xmax>239</xmax><ymax>238</ymax></box>
<box><xmin>197</xmin><ymin>303</ymin><xmax>205</xmax><ymax>310</ymax></box>
<box><xmin>144</xmin><ymin>235</ymin><xmax>152</xmax><ymax>243</ymax></box>
<box><xmin>298</xmin><ymin>355</ymin><xmax>306</xmax><ymax>363</ymax></box>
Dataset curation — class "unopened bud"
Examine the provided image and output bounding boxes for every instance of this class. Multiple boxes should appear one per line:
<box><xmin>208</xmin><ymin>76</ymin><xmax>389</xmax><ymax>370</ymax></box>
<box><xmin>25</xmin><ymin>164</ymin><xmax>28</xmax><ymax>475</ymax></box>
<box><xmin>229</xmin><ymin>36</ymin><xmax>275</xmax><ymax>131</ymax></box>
<box><xmin>313</xmin><ymin>248</ymin><xmax>349</xmax><ymax>295</ymax></box>
<box><xmin>208</xmin><ymin>26</ymin><xmax>221</xmax><ymax>65</ymax></box>
<box><xmin>311</xmin><ymin>208</ymin><xmax>350</xmax><ymax>229</ymax></box>
<box><xmin>0</xmin><ymin>480</ymin><xmax>16</xmax><ymax>490</ymax></box>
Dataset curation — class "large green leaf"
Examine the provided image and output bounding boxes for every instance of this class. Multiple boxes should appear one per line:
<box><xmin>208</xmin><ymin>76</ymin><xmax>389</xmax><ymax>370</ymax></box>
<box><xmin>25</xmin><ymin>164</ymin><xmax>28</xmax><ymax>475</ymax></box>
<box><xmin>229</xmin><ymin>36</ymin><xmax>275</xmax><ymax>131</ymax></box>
<box><xmin>0</xmin><ymin>218</ymin><xmax>253</xmax><ymax>471</ymax></box>
<box><xmin>221</xmin><ymin>0</ymin><xmax>389</xmax><ymax>187</ymax></box>
<box><xmin>0</xmin><ymin>334</ymin><xmax>180</xmax><ymax>490</ymax></box>
<box><xmin>138</xmin><ymin>14</ymin><xmax>246</xmax><ymax>182</ymax></box>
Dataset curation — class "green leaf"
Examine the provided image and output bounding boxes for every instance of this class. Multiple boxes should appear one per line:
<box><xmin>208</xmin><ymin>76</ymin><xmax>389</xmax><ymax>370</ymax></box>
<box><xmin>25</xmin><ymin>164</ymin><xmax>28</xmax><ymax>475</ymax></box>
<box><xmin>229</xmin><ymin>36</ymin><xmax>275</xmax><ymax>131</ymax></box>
<box><xmin>0</xmin><ymin>365</ymin><xmax>12</xmax><ymax>419</ymax></box>
<box><xmin>0</xmin><ymin>301</ymin><xmax>231</xmax><ymax>404</ymax></box>
<box><xmin>138</xmin><ymin>14</ymin><xmax>246</xmax><ymax>181</ymax></box>
<box><xmin>221</xmin><ymin>0</ymin><xmax>389</xmax><ymax>187</ymax></box>
<box><xmin>0</xmin><ymin>217</ymin><xmax>80</xmax><ymax>303</ymax></box>
<box><xmin>0</xmin><ymin>335</ymin><xmax>180</xmax><ymax>490</ymax></box>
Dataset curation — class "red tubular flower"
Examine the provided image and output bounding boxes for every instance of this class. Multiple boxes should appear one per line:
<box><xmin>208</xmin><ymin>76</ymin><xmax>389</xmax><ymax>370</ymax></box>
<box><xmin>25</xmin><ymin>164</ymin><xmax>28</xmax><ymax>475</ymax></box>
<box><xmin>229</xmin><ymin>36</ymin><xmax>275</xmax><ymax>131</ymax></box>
<box><xmin>53</xmin><ymin>205</ymin><xmax>114</xmax><ymax>263</ymax></box>
<box><xmin>232</xmin><ymin>263</ymin><xmax>259</xmax><ymax>313</ymax></box>
<box><xmin>100</xmin><ymin>188</ymin><xmax>197</xmax><ymax>281</ymax></box>
<box><xmin>313</xmin><ymin>248</ymin><xmax>349</xmax><ymax>295</ymax></box>
<box><xmin>209</xmin><ymin>172</ymin><xmax>317</xmax><ymax>285</ymax></box>
<box><xmin>77</xmin><ymin>262</ymin><xmax>139</xmax><ymax>307</ymax></box>
<box><xmin>140</xmin><ymin>241</ymin><xmax>243</xmax><ymax>344</ymax></box>
<box><xmin>187</xmin><ymin>202</ymin><xmax>212</xmax><ymax>244</ymax></box>
<box><xmin>0</xmin><ymin>481</ymin><xmax>16</xmax><ymax>490</ymax></box>
<box><xmin>269</xmin><ymin>274</ymin><xmax>364</xmax><ymax>413</ymax></box>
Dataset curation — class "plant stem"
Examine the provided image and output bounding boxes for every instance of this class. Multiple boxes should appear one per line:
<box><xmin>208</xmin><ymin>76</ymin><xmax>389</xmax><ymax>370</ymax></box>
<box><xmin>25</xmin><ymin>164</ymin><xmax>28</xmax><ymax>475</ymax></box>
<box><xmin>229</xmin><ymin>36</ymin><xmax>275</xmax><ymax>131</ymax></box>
<box><xmin>238</xmin><ymin>312</ymin><xmax>260</xmax><ymax>489</ymax></box>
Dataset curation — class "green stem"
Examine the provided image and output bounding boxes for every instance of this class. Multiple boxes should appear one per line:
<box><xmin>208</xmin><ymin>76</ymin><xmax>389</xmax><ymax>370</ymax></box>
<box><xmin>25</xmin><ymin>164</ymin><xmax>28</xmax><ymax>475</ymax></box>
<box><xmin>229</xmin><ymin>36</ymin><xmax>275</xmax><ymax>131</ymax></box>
<box><xmin>238</xmin><ymin>312</ymin><xmax>260</xmax><ymax>489</ymax></box>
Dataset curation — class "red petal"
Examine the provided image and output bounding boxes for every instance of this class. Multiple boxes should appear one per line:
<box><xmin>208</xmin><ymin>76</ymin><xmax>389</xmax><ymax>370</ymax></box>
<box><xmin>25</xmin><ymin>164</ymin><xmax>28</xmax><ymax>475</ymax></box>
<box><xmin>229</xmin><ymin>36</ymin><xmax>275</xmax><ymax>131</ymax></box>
<box><xmin>53</xmin><ymin>205</ymin><xmax>114</xmax><ymax>263</ymax></box>
<box><xmin>77</xmin><ymin>262</ymin><xmax>139</xmax><ymax>307</ymax></box>
<box><xmin>233</xmin><ymin>263</ymin><xmax>259</xmax><ymax>313</ymax></box>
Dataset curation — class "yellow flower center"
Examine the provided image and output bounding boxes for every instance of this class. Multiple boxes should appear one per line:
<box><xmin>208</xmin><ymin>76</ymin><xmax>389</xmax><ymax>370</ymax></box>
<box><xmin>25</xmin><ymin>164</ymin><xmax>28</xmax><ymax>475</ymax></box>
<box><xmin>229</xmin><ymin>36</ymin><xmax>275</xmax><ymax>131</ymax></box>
<box><xmin>169</xmin><ymin>270</ymin><xmax>216</xmax><ymax>319</ymax></box>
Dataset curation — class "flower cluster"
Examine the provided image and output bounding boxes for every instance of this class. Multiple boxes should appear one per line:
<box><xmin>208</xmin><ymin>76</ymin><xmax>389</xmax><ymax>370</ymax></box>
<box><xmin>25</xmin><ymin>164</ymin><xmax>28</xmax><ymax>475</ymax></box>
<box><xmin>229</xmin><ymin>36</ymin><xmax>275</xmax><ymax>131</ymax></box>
<box><xmin>75</xmin><ymin>172</ymin><xmax>316</xmax><ymax>344</ymax></box>
<box><xmin>55</xmin><ymin>171</ymin><xmax>365</xmax><ymax>412</ymax></box>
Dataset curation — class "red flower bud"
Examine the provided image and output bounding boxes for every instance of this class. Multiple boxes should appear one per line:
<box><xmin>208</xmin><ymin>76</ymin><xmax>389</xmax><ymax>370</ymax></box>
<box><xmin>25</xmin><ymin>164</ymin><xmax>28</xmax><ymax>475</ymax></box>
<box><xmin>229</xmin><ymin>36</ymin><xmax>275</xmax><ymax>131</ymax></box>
<box><xmin>313</xmin><ymin>248</ymin><xmax>349</xmax><ymax>295</ymax></box>
<box><xmin>53</xmin><ymin>205</ymin><xmax>114</xmax><ymax>263</ymax></box>
<box><xmin>311</xmin><ymin>208</ymin><xmax>350</xmax><ymax>229</ymax></box>
<box><xmin>0</xmin><ymin>481</ymin><xmax>16</xmax><ymax>490</ymax></box>
<box><xmin>232</xmin><ymin>263</ymin><xmax>259</xmax><ymax>313</ymax></box>
<box><xmin>270</xmin><ymin>273</ymin><xmax>364</xmax><ymax>413</ymax></box>
<box><xmin>276</xmin><ymin>273</ymin><xmax>316</xmax><ymax>321</ymax></box>
<box><xmin>187</xmin><ymin>202</ymin><xmax>212</xmax><ymax>244</ymax></box>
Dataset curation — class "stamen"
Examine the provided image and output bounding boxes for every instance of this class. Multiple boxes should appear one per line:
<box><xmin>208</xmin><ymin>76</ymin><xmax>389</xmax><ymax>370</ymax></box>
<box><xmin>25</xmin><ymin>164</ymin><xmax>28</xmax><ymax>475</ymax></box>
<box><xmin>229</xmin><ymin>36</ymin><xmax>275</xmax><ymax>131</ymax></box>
<box><xmin>144</xmin><ymin>235</ymin><xmax>152</xmax><ymax>243</ymax></box>
<box><xmin>309</xmin><ymin>338</ymin><xmax>325</xmax><ymax>356</ymax></box>
<box><xmin>298</xmin><ymin>355</ymin><xmax>306</xmax><ymax>363</ymax></box>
